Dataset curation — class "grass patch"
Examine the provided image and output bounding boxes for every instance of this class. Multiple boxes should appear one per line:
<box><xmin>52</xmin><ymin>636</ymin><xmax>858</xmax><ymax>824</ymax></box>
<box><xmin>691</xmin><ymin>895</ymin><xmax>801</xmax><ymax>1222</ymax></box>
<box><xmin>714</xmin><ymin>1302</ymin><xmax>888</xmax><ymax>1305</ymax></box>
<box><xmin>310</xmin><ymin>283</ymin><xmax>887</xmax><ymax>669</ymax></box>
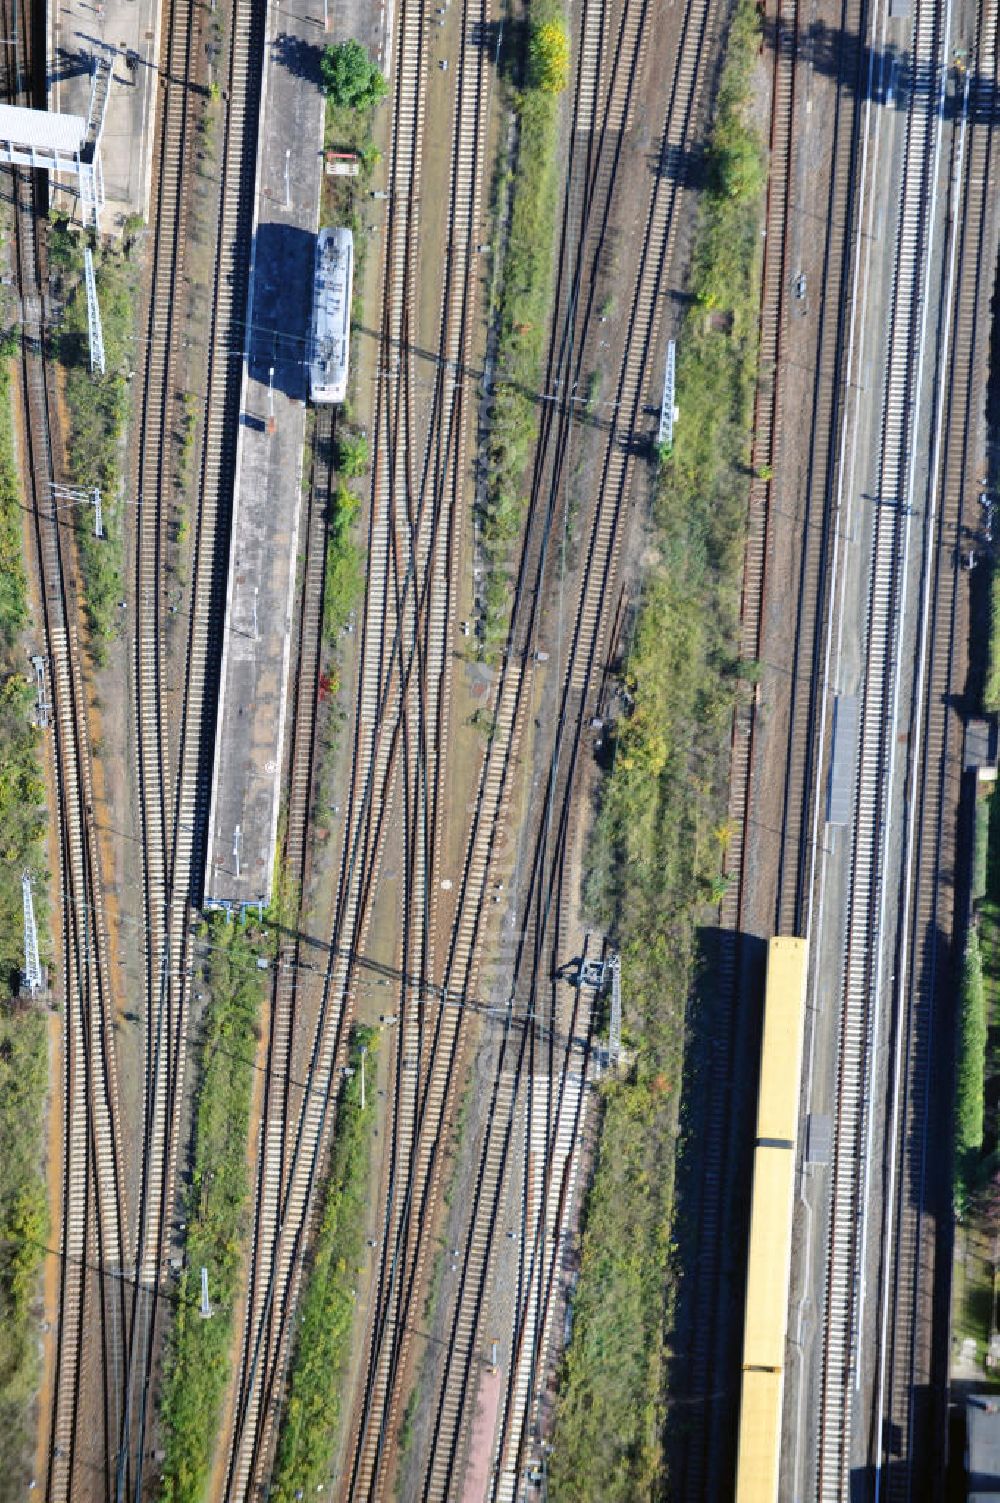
<box><xmin>479</xmin><ymin>0</ymin><xmax>565</xmax><ymax>653</ymax></box>
<box><xmin>50</xmin><ymin>220</ymin><xmax>139</xmax><ymax>658</ymax></box>
<box><xmin>157</xmin><ymin>917</ymin><xmax>266</xmax><ymax>1503</ymax></box>
<box><xmin>547</xmin><ymin>5</ymin><xmax>765</xmax><ymax>1497</ymax></box>
<box><xmin>269</xmin><ymin>1025</ymin><xmax>379</xmax><ymax>1501</ymax></box>
<box><xmin>0</xmin><ymin>358</ymin><xmax>50</xmax><ymax>1497</ymax></box>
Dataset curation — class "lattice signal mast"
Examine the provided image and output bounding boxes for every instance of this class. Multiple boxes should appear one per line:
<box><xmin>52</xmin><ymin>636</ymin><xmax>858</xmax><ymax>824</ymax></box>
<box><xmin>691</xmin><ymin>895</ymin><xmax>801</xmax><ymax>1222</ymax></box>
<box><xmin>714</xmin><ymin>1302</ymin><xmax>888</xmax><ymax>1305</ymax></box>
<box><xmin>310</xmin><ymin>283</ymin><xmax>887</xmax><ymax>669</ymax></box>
<box><xmin>84</xmin><ymin>247</ymin><xmax>106</xmax><ymax>375</ymax></box>
<box><xmin>22</xmin><ymin>871</ymin><xmax>42</xmax><ymax>994</ymax></box>
<box><xmin>657</xmin><ymin>340</ymin><xmax>677</xmax><ymax>450</ymax></box>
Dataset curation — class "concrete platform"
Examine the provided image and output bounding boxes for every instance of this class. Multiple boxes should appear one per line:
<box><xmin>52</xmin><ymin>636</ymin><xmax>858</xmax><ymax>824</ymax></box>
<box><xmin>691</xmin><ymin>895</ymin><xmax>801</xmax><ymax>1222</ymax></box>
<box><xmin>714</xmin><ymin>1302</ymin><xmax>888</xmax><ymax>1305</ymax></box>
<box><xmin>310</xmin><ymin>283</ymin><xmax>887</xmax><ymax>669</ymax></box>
<box><xmin>46</xmin><ymin>0</ymin><xmax>159</xmax><ymax>231</ymax></box>
<box><xmin>203</xmin><ymin>2</ymin><xmax>327</xmax><ymax>908</ymax></box>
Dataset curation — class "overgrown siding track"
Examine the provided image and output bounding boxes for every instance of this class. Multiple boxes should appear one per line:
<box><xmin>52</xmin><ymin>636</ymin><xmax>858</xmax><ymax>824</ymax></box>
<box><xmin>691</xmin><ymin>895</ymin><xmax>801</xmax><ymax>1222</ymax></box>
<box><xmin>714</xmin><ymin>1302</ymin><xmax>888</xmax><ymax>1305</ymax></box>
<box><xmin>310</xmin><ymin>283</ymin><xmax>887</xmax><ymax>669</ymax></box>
<box><xmin>391</xmin><ymin>0</ymin><xmax>726</xmax><ymax>1490</ymax></box>
<box><xmin>4</xmin><ymin>5</ymin><xmax>130</xmax><ymax>1497</ymax></box>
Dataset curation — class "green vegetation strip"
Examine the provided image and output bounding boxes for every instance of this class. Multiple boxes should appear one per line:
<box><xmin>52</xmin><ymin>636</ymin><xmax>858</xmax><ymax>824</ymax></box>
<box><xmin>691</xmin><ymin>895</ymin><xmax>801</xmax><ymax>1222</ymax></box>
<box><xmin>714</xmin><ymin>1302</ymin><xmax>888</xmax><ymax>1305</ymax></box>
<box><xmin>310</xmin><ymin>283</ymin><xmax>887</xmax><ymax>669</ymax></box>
<box><xmin>956</xmin><ymin>929</ymin><xmax>987</xmax><ymax>1193</ymax></box>
<box><xmin>269</xmin><ymin>1025</ymin><xmax>378</xmax><ymax>1501</ymax></box>
<box><xmin>323</xmin><ymin>477</ymin><xmax>364</xmax><ymax>651</ymax></box>
<box><xmin>0</xmin><ymin>357</ymin><xmax>50</xmax><ymax>1498</ymax></box>
<box><xmin>985</xmin><ymin>567</ymin><xmax>1000</xmax><ymax>713</ymax></box>
<box><xmin>49</xmin><ymin>219</ymin><xmax>139</xmax><ymax>658</ymax></box>
<box><xmin>480</xmin><ymin>1</ymin><xmax>567</xmax><ymax>651</ymax></box>
<box><xmin>547</xmin><ymin>6</ymin><xmax>766</xmax><ymax>1497</ymax></box>
<box><xmin>158</xmin><ymin>918</ymin><xmax>266</xmax><ymax>1503</ymax></box>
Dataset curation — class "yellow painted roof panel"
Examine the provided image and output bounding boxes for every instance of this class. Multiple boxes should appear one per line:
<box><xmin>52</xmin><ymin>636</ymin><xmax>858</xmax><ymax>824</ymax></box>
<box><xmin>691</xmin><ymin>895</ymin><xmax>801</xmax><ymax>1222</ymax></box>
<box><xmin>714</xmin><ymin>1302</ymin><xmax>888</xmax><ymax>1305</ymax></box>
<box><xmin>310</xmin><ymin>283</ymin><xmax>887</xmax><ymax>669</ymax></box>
<box><xmin>757</xmin><ymin>937</ymin><xmax>808</xmax><ymax>1144</ymax></box>
<box><xmin>736</xmin><ymin>1367</ymin><xmax>783</xmax><ymax>1503</ymax></box>
<box><xmin>743</xmin><ymin>1145</ymin><xmax>795</xmax><ymax>1370</ymax></box>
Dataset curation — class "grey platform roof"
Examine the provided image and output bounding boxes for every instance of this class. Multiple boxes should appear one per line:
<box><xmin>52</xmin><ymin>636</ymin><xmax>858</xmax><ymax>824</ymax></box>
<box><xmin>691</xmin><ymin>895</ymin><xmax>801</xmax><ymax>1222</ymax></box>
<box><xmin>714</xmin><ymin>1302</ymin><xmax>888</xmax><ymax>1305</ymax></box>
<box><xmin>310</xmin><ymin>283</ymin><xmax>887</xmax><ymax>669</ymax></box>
<box><xmin>0</xmin><ymin>104</ymin><xmax>87</xmax><ymax>154</ymax></box>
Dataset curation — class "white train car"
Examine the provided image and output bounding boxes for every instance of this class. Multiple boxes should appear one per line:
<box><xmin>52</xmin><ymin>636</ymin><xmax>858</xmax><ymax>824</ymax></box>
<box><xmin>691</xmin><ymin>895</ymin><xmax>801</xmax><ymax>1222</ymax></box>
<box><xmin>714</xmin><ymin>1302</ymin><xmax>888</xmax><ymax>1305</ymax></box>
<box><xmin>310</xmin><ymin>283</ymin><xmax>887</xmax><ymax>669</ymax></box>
<box><xmin>309</xmin><ymin>226</ymin><xmax>353</xmax><ymax>404</ymax></box>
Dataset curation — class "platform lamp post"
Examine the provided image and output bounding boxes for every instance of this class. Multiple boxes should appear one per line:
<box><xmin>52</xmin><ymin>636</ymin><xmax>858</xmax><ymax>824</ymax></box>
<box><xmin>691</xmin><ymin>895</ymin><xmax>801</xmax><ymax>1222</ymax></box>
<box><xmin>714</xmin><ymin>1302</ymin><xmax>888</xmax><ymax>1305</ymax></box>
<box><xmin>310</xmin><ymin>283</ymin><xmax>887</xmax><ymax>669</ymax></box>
<box><xmin>267</xmin><ymin>364</ymin><xmax>276</xmax><ymax>434</ymax></box>
<box><xmin>284</xmin><ymin>148</ymin><xmax>291</xmax><ymax>211</ymax></box>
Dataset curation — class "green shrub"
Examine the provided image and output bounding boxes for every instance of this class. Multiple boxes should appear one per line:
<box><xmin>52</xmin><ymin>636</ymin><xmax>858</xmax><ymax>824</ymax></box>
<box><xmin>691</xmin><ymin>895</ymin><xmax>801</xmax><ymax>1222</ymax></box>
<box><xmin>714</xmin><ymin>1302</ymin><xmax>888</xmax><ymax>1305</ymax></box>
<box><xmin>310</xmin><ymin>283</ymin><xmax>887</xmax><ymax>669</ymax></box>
<box><xmin>321</xmin><ymin>41</ymin><xmax>388</xmax><ymax>111</ymax></box>
<box><xmin>529</xmin><ymin>18</ymin><xmax>569</xmax><ymax>92</ymax></box>
<box><xmin>334</xmin><ymin>430</ymin><xmax>369</xmax><ymax>478</ymax></box>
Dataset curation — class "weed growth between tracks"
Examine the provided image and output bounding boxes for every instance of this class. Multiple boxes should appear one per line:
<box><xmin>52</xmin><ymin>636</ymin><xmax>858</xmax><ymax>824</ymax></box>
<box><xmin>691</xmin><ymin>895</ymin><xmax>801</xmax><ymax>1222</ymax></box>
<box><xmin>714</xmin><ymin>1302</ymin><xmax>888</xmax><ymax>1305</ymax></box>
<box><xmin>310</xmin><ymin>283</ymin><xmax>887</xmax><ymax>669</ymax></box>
<box><xmin>324</xmin><ymin>478</ymin><xmax>364</xmax><ymax>648</ymax></box>
<box><xmin>157</xmin><ymin>916</ymin><xmax>267</xmax><ymax>1503</ymax></box>
<box><xmin>269</xmin><ymin>1025</ymin><xmax>378</xmax><ymax>1500</ymax></box>
<box><xmin>48</xmin><ymin>218</ymin><xmax>139</xmax><ymax>661</ymax></box>
<box><xmin>478</xmin><ymin>0</ymin><xmax>567</xmax><ymax>654</ymax></box>
<box><xmin>547</xmin><ymin>4</ymin><xmax>765</xmax><ymax>1496</ymax></box>
<box><xmin>0</xmin><ymin>357</ymin><xmax>51</xmax><ymax>1496</ymax></box>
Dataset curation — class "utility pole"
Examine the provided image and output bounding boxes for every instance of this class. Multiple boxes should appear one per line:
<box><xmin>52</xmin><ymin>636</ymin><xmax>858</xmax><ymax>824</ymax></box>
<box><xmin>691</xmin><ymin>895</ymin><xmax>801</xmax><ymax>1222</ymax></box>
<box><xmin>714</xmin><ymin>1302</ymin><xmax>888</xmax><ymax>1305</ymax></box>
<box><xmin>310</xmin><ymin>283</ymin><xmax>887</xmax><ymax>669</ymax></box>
<box><xmin>284</xmin><ymin>148</ymin><xmax>291</xmax><ymax>210</ymax></box>
<box><xmin>199</xmin><ymin>1266</ymin><xmax>212</xmax><ymax>1319</ymax></box>
<box><xmin>233</xmin><ymin>824</ymin><xmax>242</xmax><ymax>880</ymax></box>
<box><xmin>360</xmin><ymin>1045</ymin><xmax>367</xmax><ymax>1110</ymax></box>
<box><xmin>22</xmin><ymin>871</ymin><xmax>42</xmax><ymax>994</ymax></box>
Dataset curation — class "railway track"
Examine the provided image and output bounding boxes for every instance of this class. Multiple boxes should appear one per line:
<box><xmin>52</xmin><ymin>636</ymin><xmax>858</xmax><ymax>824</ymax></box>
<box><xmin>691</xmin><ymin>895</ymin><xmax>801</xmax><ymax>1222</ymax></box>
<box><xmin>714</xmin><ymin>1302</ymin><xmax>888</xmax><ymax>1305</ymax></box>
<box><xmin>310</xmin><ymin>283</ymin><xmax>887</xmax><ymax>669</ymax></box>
<box><xmin>220</xmin><ymin>404</ymin><xmax>336</xmax><ymax>1494</ymax></box>
<box><xmin>399</xmin><ymin>0</ymin><xmax>725</xmax><ymax>1491</ymax></box>
<box><xmin>817</xmin><ymin>0</ymin><xmax>952</xmax><ymax>1490</ymax></box>
<box><xmin>114</xmin><ymin>0</ymin><xmax>264</xmax><ymax>1482</ymax></box>
<box><xmin>345</xmin><ymin>0</ymin><xmax>492</xmax><ymax>1479</ymax></box>
<box><xmin>217</xmin><ymin>0</ymin><xmax>483</xmax><ymax>1482</ymax></box>
<box><xmin>875</xmin><ymin>2</ymin><xmax>998</xmax><ymax>1490</ymax></box>
<box><xmin>3</xmin><ymin>6</ymin><xmax>131</xmax><ymax>1496</ymax></box>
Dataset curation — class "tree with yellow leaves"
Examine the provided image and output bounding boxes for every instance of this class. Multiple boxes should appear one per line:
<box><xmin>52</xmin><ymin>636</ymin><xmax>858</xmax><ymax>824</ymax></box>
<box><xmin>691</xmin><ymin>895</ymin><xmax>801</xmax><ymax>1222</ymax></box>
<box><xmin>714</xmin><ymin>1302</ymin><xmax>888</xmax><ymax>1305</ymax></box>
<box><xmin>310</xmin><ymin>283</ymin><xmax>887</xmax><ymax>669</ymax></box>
<box><xmin>529</xmin><ymin>17</ymin><xmax>569</xmax><ymax>92</ymax></box>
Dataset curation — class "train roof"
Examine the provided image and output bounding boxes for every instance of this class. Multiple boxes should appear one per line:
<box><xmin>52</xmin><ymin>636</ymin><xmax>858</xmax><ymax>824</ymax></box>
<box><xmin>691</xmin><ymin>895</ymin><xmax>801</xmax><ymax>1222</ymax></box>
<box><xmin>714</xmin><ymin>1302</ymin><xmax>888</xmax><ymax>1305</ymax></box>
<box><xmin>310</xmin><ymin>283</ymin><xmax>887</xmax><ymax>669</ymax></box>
<box><xmin>742</xmin><ymin>1145</ymin><xmax>795</xmax><ymax>1370</ymax></box>
<box><xmin>757</xmin><ymin>936</ymin><xmax>808</xmax><ymax>1144</ymax></box>
<box><xmin>735</xmin><ymin>1369</ymin><xmax>783</xmax><ymax>1503</ymax></box>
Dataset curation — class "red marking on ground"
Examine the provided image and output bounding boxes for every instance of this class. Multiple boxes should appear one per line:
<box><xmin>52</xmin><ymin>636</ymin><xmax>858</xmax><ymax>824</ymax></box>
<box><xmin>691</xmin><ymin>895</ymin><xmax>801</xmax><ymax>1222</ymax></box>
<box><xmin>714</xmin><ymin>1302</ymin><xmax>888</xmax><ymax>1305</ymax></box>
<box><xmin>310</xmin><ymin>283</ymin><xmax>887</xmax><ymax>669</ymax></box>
<box><xmin>462</xmin><ymin>1366</ymin><xmax>504</xmax><ymax>1503</ymax></box>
